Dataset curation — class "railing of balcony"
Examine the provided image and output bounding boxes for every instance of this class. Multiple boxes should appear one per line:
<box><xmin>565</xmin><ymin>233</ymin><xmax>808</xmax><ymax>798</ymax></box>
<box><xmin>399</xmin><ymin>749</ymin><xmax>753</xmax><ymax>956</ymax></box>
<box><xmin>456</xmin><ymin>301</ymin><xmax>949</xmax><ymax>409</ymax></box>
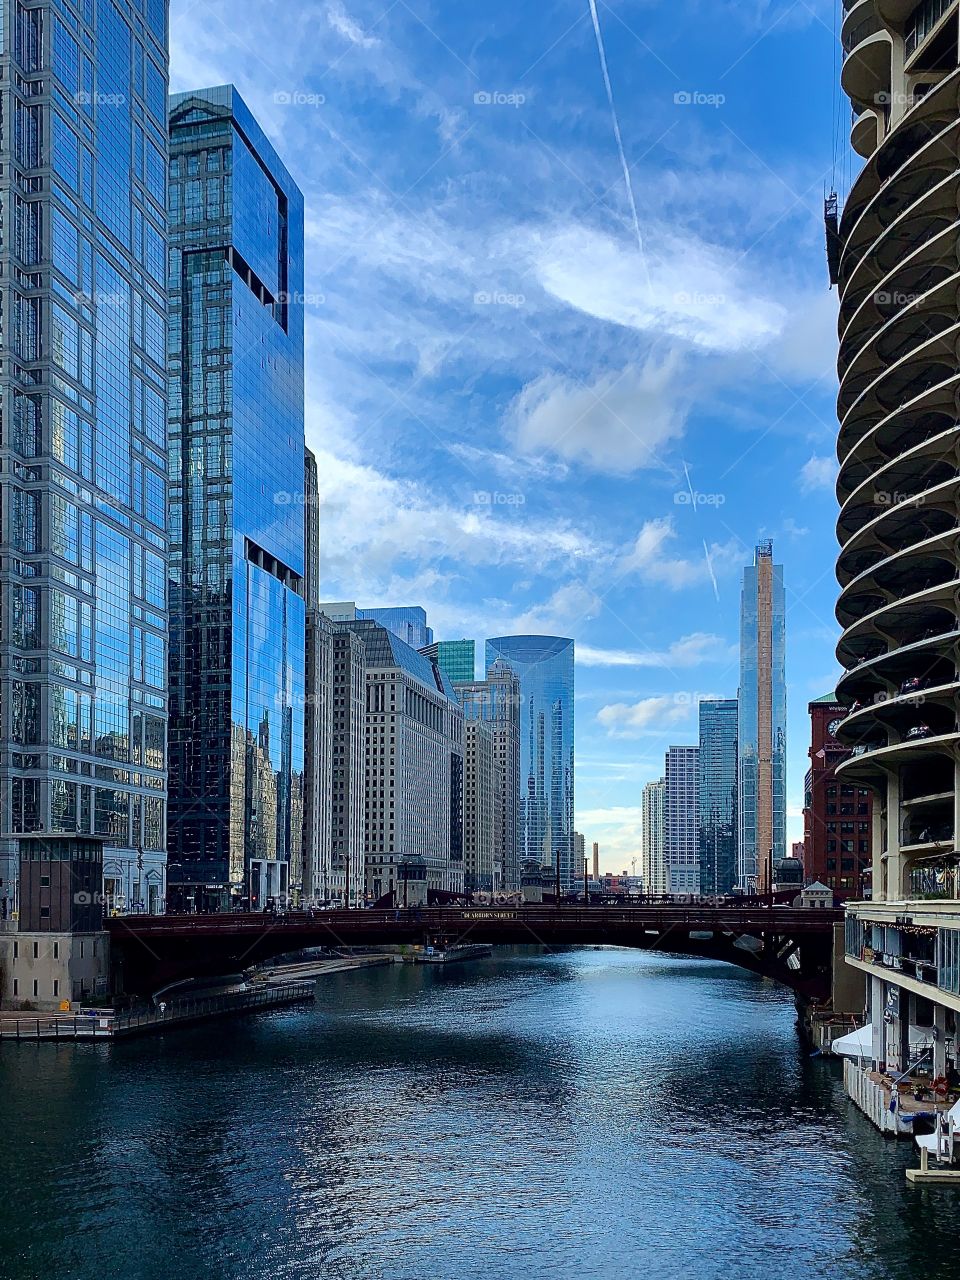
<box><xmin>905</xmin><ymin>0</ymin><xmax>954</xmax><ymax>59</ymax></box>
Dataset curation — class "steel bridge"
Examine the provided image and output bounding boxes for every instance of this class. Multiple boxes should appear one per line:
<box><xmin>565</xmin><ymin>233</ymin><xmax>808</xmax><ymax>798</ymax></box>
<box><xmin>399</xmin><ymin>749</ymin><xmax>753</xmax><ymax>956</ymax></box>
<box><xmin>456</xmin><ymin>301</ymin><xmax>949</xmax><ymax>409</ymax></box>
<box><xmin>106</xmin><ymin>904</ymin><xmax>843</xmax><ymax>1001</ymax></box>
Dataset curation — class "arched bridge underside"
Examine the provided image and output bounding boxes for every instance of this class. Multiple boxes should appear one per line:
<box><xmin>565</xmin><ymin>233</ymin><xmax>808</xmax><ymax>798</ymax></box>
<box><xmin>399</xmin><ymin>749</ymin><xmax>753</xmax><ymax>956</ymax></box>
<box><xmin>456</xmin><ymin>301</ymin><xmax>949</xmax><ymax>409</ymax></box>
<box><xmin>107</xmin><ymin>906</ymin><xmax>843</xmax><ymax>1001</ymax></box>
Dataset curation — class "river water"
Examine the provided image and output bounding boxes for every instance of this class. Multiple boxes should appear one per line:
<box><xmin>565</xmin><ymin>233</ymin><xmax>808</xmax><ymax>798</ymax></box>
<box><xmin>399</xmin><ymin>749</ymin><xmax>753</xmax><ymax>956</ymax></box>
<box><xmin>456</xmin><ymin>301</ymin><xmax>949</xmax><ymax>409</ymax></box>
<box><xmin>2</xmin><ymin>948</ymin><xmax>956</xmax><ymax>1280</ymax></box>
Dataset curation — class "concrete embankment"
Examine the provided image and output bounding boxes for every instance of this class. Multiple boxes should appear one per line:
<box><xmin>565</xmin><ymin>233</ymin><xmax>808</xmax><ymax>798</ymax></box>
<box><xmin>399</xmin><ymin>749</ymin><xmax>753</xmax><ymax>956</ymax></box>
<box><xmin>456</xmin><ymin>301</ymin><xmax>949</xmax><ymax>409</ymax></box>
<box><xmin>0</xmin><ymin>953</ymin><xmax>397</xmax><ymax>1042</ymax></box>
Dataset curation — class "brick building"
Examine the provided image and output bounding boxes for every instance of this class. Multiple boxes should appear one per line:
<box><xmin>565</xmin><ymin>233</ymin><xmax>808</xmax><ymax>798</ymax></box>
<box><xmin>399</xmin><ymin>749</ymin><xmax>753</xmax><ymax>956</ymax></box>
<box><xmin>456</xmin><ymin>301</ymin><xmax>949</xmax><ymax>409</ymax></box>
<box><xmin>802</xmin><ymin>693</ymin><xmax>872</xmax><ymax>900</ymax></box>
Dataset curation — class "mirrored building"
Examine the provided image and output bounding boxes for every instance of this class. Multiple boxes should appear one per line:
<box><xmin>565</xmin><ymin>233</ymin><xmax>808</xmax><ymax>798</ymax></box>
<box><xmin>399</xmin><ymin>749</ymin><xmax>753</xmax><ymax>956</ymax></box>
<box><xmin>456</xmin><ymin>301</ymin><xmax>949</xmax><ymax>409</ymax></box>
<box><xmin>738</xmin><ymin>541</ymin><xmax>786</xmax><ymax>892</ymax></box>
<box><xmin>698</xmin><ymin>699</ymin><xmax>738</xmax><ymax>896</ymax></box>
<box><xmin>0</xmin><ymin>0</ymin><xmax>171</xmax><ymax>927</ymax></box>
<box><xmin>484</xmin><ymin>636</ymin><xmax>574</xmax><ymax>889</ymax></box>
<box><xmin>420</xmin><ymin>639</ymin><xmax>475</xmax><ymax>684</ymax></box>
<box><xmin>166</xmin><ymin>86</ymin><xmax>305</xmax><ymax>912</ymax></box>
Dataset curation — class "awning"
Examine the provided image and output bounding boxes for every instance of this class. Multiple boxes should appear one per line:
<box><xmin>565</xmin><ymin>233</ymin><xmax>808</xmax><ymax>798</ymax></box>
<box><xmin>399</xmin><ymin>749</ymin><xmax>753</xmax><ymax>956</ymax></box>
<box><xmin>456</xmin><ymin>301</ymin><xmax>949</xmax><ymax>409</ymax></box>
<box><xmin>833</xmin><ymin>1026</ymin><xmax>872</xmax><ymax>1059</ymax></box>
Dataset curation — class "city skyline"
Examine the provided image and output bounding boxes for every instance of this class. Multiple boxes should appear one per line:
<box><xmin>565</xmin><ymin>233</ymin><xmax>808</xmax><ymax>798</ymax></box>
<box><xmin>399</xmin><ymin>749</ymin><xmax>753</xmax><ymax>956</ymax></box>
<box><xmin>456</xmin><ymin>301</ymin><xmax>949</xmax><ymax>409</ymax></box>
<box><xmin>163</xmin><ymin>1</ymin><xmax>845</xmax><ymax>874</ymax></box>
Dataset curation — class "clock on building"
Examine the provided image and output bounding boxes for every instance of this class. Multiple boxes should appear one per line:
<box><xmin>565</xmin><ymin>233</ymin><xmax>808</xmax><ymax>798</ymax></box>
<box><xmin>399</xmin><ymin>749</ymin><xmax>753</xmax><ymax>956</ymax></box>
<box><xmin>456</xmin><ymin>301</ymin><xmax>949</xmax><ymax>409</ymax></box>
<box><xmin>827</xmin><ymin>718</ymin><xmax>842</xmax><ymax>738</ymax></box>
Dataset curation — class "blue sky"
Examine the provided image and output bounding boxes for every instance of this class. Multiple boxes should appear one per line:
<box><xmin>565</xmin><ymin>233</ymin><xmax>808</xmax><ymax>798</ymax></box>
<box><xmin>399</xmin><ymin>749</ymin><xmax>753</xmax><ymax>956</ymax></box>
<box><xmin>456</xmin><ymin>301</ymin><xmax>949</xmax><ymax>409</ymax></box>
<box><xmin>170</xmin><ymin>0</ymin><xmax>850</xmax><ymax>872</ymax></box>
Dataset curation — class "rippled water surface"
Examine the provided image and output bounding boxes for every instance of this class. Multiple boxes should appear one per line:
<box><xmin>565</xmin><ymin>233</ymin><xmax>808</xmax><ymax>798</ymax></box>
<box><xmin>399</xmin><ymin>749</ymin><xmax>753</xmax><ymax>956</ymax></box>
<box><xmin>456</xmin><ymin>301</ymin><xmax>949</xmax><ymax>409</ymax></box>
<box><xmin>2</xmin><ymin>948</ymin><xmax>957</xmax><ymax>1280</ymax></box>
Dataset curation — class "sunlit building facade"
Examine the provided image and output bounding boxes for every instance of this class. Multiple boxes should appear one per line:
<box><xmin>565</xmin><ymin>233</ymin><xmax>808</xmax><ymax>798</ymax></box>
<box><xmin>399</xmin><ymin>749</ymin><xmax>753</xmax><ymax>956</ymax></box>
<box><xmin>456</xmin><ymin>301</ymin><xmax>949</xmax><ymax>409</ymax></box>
<box><xmin>339</xmin><ymin>620</ymin><xmax>464</xmax><ymax>900</ymax></box>
<box><xmin>166</xmin><ymin>86</ymin><xmax>306</xmax><ymax>911</ymax></box>
<box><xmin>738</xmin><ymin>541</ymin><xmax>786</xmax><ymax>892</ymax></box>
<box><xmin>485</xmin><ymin>636</ymin><xmax>574</xmax><ymax>889</ymax></box>
<box><xmin>456</xmin><ymin>660</ymin><xmax>521</xmax><ymax>891</ymax></box>
<box><xmin>665</xmin><ymin>747</ymin><xmax>699</xmax><ymax>895</ymax></box>
<box><xmin>0</xmin><ymin>0</ymin><xmax>171</xmax><ymax>932</ymax></box>
<box><xmin>642</xmin><ymin>780</ymin><xmax>666</xmax><ymax>896</ymax></box>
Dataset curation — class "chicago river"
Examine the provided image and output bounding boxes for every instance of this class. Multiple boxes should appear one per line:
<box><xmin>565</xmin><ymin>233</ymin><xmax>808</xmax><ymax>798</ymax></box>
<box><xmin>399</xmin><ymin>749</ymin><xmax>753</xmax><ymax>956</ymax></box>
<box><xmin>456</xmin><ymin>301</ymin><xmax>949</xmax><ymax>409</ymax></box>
<box><xmin>2</xmin><ymin>950</ymin><xmax>953</xmax><ymax>1280</ymax></box>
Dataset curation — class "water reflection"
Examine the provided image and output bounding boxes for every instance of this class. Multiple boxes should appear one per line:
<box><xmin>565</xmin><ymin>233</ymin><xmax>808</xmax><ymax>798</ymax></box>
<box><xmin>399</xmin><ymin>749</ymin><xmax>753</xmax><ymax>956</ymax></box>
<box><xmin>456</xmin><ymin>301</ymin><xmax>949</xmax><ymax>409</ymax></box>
<box><xmin>1</xmin><ymin>948</ymin><xmax>956</xmax><ymax>1280</ymax></box>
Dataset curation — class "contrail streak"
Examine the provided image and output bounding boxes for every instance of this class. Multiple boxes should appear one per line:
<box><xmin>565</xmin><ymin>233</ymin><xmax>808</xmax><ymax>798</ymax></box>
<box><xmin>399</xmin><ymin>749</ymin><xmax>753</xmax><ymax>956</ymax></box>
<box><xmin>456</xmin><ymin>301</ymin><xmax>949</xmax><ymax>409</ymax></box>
<box><xmin>587</xmin><ymin>0</ymin><xmax>652</xmax><ymax>295</ymax></box>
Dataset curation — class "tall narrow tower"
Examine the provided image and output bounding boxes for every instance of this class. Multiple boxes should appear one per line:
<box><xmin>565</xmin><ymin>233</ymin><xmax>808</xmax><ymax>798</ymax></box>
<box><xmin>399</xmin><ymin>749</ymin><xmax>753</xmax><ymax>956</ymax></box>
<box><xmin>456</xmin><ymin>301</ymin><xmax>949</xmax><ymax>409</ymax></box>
<box><xmin>166</xmin><ymin>86</ymin><xmax>306</xmax><ymax>912</ymax></box>
<box><xmin>0</xmin><ymin>0</ymin><xmax>171</xmax><ymax>935</ymax></box>
<box><xmin>738</xmin><ymin>541</ymin><xmax>786</xmax><ymax>892</ymax></box>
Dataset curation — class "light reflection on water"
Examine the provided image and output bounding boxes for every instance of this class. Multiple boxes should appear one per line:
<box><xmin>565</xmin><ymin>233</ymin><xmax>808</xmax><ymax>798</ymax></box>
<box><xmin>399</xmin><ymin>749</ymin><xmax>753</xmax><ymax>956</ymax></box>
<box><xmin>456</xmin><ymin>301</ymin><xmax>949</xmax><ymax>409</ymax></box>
<box><xmin>1</xmin><ymin>948</ymin><xmax>954</xmax><ymax>1280</ymax></box>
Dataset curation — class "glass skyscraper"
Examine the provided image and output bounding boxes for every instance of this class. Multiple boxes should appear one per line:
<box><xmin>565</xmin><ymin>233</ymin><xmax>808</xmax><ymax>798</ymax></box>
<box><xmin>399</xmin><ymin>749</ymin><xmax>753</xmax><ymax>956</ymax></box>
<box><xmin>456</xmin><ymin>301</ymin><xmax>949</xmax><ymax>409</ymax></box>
<box><xmin>166</xmin><ymin>86</ymin><xmax>306</xmax><ymax>912</ymax></box>
<box><xmin>0</xmin><ymin>0</ymin><xmax>171</xmax><ymax>922</ymax></box>
<box><xmin>738</xmin><ymin>541</ymin><xmax>786</xmax><ymax>892</ymax></box>
<box><xmin>359</xmin><ymin>606</ymin><xmax>433</xmax><ymax>649</ymax></box>
<box><xmin>484</xmin><ymin>636</ymin><xmax>574</xmax><ymax>889</ymax></box>
<box><xmin>698</xmin><ymin>699</ymin><xmax>738</xmax><ymax>896</ymax></box>
<box><xmin>420</xmin><ymin>639</ymin><xmax>475</xmax><ymax>684</ymax></box>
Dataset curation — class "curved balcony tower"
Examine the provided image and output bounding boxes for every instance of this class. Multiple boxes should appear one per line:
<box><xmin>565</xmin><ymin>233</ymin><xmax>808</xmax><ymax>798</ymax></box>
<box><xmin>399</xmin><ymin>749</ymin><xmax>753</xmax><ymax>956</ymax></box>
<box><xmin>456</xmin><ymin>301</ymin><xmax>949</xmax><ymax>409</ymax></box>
<box><xmin>834</xmin><ymin>0</ymin><xmax>960</xmax><ymax>907</ymax></box>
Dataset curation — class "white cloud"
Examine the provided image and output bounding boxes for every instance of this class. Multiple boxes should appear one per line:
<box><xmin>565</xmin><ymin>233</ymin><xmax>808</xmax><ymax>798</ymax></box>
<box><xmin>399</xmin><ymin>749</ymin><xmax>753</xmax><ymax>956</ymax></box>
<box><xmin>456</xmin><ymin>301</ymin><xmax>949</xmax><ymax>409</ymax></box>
<box><xmin>310</xmin><ymin>446</ymin><xmax>599</xmax><ymax>597</ymax></box>
<box><xmin>619</xmin><ymin>518</ymin><xmax>744</xmax><ymax>589</ymax></box>
<box><xmin>511</xmin><ymin>357</ymin><xmax>688</xmax><ymax>475</ymax></box>
<box><xmin>513</xmin><ymin>583</ymin><xmax>603</xmax><ymax>635</ymax></box>
<box><xmin>528</xmin><ymin>223</ymin><xmax>787</xmax><ymax>353</ymax></box>
<box><xmin>800</xmin><ymin>454</ymin><xmax>836</xmax><ymax>493</ymax></box>
<box><xmin>577</xmin><ymin>632</ymin><xmax>734</xmax><ymax>669</ymax></box>
<box><xmin>326</xmin><ymin>0</ymin><xmax>380</xmax><ymax>47</ymax></box>
<box><xmin>597</xmin><ymin>695</ymin><xmax>693</xmax><ymax>737</ymax></box>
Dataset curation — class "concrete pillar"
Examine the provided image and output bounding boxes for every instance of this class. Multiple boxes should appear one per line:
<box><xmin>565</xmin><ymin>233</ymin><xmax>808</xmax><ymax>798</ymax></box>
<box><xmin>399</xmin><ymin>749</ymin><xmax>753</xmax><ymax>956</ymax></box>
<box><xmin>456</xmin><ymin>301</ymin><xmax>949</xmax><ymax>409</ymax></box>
<box><xmin>935</xmin><ymin>1002</ymin><xmax>948</xmax><ymax>1077</ymax></box>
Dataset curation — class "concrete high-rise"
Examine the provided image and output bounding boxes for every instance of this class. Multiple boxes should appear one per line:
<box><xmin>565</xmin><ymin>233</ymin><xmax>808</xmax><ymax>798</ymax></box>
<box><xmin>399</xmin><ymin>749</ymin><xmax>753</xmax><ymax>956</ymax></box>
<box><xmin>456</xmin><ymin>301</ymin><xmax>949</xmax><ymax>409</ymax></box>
<box><xmin>484</xmin><ymin>636</ymin><xmax>574</xmax><ymax>889</ymax></box>
<box><xmin>698</xmin><ymin>699</ymin><xmax>738</xmax><ymax>896</ymax></box>
<box><xmin>456</xmin><ymin>660</ymin><xmax>521</xmax><ymax>890</ymax></box>
<box><xmin>337</xmin><ymin>619</ymin><xmax>464</xmax><ymax>900</ymax></box>
<box><xmin>665</xmin><ymin>748</ymin><xmax>699</xmax><ymax>894</ymax></box>
<box><xmin>463</xmin><ymin>721</ymin><xmax>495</xmax><ymax>893</ymax></box>
<box><xmin>166</xmin><ymin>86</ymin><xmax>305</xmax><ymax>912</ymax></box>
<box><xmin>642</xmin><ymin>780</ymin><xmax>666</xmax><ymax>896</ymax></box>
<box><xmin>330</xmin><ymin>626</ymin><xmax>365</xmax><ymax>907</ymax></box>
<box><xmin>833</xmin><ymin>7</ymin><xmax>960</xmax><ymax>1087</ymax></box>
<box><xmin>738</xmin><ymin>541</ymin><xmax>786</xmax><ymax>893</ymax></box>
<box><xmin>299</xmin><ymin>448</ymin><xmax>334</xmax><ymax>906</ymax></box>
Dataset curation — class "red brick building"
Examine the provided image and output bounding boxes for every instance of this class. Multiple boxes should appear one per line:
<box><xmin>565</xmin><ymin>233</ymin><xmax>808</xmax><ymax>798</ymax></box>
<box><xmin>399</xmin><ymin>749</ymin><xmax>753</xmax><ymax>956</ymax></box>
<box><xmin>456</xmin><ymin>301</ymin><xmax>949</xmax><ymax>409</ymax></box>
<box><xmin>802</xmin><ymin>693</ymin><xmax>872</xmax><ymax>901</ymax></box>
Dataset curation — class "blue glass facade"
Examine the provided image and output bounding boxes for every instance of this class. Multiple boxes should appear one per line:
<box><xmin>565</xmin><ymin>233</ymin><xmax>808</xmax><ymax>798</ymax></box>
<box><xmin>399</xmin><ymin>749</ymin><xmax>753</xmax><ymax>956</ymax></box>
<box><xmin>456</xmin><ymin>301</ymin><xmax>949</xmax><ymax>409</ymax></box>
<box><xmin>484</xmin><ymin>636</ymin><xmax>574</xmax><ymax>889</ymax></box>
<box><xmin>420</xmin><ymin>640</ymin><xmax>475</xmax><ymax>684</ymax></box>
<box><xmin>698</xmin><ymin>699</ymin><xmax>738</xmax><ymax>895</ymax></box>
<box><xmin>360</xmin><ymin>606</ymin><xmax>433</xmax><ymax>648</ymax></box>
<box><xmin>738</xmin><ymin>541</ymin><xmax>786</xmax><ymax>890</ymax></box>
<box><xmin>166</xmin><ymin>86</ymin><xmax>305</xmax><ymax>911</ymax></box>
<box><xmin>0</xmin><ymin>0</ymin><xmax>170</xmax><ymax>920</ymax></box>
